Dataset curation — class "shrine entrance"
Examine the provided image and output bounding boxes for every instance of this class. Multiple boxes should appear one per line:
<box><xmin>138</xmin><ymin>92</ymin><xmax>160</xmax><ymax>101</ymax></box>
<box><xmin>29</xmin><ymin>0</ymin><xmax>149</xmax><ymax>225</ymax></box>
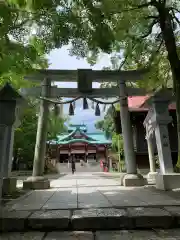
<box><xmin>20</xmin><ymin>68</ymin><xmax>148</xmax><ymax>189</ymax></box>
<box><xmin>1</xmin><ymin>67</ymin><xmax>180</xmax><ymax>199</ymax></box>
<box><xmin>0</xmin><ymin>67</ymin><xmax>152</xmax><ymax>201</ymax></box>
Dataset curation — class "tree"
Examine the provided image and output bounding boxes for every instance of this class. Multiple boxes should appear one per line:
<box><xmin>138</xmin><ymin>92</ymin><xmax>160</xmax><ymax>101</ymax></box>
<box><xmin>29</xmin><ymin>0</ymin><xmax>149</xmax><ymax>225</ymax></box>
<box><xmin>5</xmin><ymin>1</ymin><xmax>180</xmax><ymax>166</ymax></box>
<box><xmin>95</xmin><ymin>105</ymin><xmax>116</xmax><ymax>138</ymax></box>
<box><xmin>13</xmin><ymin>100</ymin><xmax>38</xmax><ymax>169</ymax></box>
<box><xmin>70</xmin><ymin>0</ymin><xmax>180</xmax><ymax>167</ymax></box>
<box><xmin>5</xmin><ymin>0</ymin><xmax>115</xmax><ymax>60</ymax></box>
<box><xmin>47</xmin><ymin>111</ymin><xmax>68</xmax><ymax>141</ymax></box>
<box><xmin>14</xmin><ymin>101</ymin><xmax>68</xmax><ymax>169</ymax></box>
<box><xmin>112</xmin><ymin>133</ymin><xmax>124</xmax><ymax>159</ymax></box>
<box><xmin>0</xmin><ymin>2</ymin><xmax>48</xmax><ymax>81</ymax></box>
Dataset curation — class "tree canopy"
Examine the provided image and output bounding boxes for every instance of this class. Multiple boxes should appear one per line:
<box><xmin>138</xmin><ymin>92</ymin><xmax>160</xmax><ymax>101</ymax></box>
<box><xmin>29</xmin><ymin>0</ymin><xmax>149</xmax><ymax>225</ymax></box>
<box><xmin>79</xmin><ymin>0</ymin><xmax>180</xmax><ymax>167</ymax></box>
<box><xmin>95</xmin><ymin>105</ymin><xmax>116</xmax><ymax>138</ymax></box>
<box><xmin>2</xmin><ymin>0</ymin><xmax>180</xmax><ymax>168</ymax></box>
<box><xmin>5</xmin><ymin>0</ymin><xmax>115</xmax><ymax>61</ymax></box>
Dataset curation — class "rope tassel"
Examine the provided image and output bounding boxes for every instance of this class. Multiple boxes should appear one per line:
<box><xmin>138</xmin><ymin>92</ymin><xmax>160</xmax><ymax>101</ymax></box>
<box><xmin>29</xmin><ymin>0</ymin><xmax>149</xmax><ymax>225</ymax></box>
<box><xmin>69</xmin><ymin>103</ymin><xmax>74</xmax><ymax>115</ymax></box>
<box><xmin>83</xmin><ymin>98</ymin><xmax>88</xmax><ymax>109</ymax></box>
<box><xmin>95</xmin><ymin>103</ymin><xmax>101</xmax><ymax>116</ymax></box>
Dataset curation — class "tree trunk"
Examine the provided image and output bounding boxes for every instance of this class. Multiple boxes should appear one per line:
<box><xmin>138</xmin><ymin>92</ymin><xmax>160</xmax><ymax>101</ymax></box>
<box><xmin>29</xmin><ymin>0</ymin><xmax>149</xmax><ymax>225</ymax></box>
<box><xmin>158</xmin><ymin>6</ymin><xmax>180</xmax><ymax>168</ymax></box>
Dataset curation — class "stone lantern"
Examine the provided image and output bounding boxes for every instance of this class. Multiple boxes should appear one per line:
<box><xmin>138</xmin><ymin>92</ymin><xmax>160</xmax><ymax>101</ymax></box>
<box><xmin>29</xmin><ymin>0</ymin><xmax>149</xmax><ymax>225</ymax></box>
<box><xmin>143</xmin><ymin>89</ymin><xmax>180</xmax><ymax>190</ymax></box>
<box><xmin>0</xmin><ymin>83</ymin><xmax>24</xmax><ymax>199</ymax></box>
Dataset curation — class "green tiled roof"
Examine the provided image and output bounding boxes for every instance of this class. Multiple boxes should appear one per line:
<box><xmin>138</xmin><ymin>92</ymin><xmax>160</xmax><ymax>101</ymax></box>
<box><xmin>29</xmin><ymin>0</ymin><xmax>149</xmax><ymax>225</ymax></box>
<box><xmin>87</xmin><ymin>133</ymin><xmax>111</xmax><ymax>143</ymax></box>
<box><xmin>48</xmin><ymin>126</ymin><xmax>111</xmax><ymax>145</ymax></box>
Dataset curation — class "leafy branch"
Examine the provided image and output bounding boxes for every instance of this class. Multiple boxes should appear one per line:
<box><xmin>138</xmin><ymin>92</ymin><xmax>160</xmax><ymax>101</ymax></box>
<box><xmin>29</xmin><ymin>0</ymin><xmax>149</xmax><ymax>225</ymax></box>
<box><xmin>171</xmin><ymin>9</ymin><xmax>180</xmax><ymax>26</ymax></box>
<box><xmin>141</xmin><ymin>19</ymin><xmax>159</xmax><ymax>38</ymax></box>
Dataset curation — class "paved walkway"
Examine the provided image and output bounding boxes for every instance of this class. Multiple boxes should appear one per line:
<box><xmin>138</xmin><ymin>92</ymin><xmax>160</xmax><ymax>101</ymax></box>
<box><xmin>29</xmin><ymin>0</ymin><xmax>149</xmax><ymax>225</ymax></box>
<box><xmin>11</xmin><ymin>172</ymin><xmax>180</xmax><ymax>210</ymax></box>
<box><xmin>2</xmin><ymin>173</ymin><xmax>180</xmax><ymax>235</ymax></box>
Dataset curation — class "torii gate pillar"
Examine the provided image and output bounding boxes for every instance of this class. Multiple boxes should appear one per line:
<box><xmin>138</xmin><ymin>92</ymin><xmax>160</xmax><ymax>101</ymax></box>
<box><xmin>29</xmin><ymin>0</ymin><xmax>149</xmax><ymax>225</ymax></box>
<box><xmin>23</xmin><ymin>78</ymin><xmax>51</xmax><ymax>190</ymax></box>
<box><xmin>119</xmin><ymin>80</ymin><xmax>146</xmax><ymax>186</ymax></box>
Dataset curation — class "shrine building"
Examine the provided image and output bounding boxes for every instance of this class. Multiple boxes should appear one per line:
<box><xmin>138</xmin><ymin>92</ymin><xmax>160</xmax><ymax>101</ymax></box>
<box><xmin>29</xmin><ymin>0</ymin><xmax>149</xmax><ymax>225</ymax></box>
<box><xmin>47</xmin><ymin>124</ymin><xmax>111</xmax><ymax>162</ymax></box>
<box><xmin>47</xmin><ymin>95</ymin><xmax>177</xmax><ymax>169</ymax></box>
<box><xmin>114</xmin><ymin>95</ymin><xmax>177</xmax><ymax>168</ymax></box>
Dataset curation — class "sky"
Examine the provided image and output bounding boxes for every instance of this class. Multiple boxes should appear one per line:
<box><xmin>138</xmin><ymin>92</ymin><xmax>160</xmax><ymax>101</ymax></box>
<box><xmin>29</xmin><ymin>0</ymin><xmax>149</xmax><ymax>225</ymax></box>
<box><xmin>47</xmin><ymin>45</ymin><xmax>111</xmax><ymax>132</ymax></box>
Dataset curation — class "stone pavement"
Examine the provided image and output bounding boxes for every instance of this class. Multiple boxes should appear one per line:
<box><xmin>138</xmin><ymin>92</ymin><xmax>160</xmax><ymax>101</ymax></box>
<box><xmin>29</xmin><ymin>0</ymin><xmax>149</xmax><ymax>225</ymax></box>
<box><xmin>2</xmin><ymin>173</ymin><xmax>180</xmax><ymax>232</ymax></box>
<box><xmin>12</xmin><ymin>172</ymin><xmax>180</xmax><ymax>210</ymax></box>
<box><xmin>2</xmin><ymin>230</ymin><xmax>180</xmax><ymax>239</ymax></box>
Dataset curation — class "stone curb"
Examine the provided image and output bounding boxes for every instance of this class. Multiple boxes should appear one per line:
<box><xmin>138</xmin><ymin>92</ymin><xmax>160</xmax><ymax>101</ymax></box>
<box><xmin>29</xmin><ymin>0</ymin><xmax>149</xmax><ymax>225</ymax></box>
<box><xmin>0</xmin><ymin>207</ymin><xmax>180</xmax><ymax>232</ymax></box>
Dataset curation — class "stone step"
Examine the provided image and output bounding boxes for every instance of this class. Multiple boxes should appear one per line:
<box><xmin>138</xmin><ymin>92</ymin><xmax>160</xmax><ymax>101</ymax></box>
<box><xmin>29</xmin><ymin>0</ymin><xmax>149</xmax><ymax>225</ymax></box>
<box><xmin>2</xmin><ymin>230</ymin><xmax>180</xmax><ymax>239</ymax></box>
<box><xmin>0</xmin><ymin>207</ymin><xmax>180</xmax><ymax>232</ymax></box>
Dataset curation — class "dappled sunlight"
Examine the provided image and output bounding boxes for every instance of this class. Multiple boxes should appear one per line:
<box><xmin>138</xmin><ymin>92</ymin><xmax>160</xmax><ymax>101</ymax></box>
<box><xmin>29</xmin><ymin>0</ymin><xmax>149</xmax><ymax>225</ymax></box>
<box><xmin>102</xmin><ymin>191</ymin><xmax>120</xmax><ymax>195</ymax></box>
<box><xmin>78</xmin><ymin>188</ymin><xmax>97</xmax><ymax>194</ymax></box>
<box><xmin>57</xmin><ymin>187</ymin><xmax>77</xmax><ymax>193</ymax></box>
<box><xmin>6</xmin><ymin>172</ymin><xmax>180</xmax><ymax>212</ymax></box>
<box><xmin>96</xmin><ymin>186</ymin><xmax>124</xmax><ymax>191</ymax></box>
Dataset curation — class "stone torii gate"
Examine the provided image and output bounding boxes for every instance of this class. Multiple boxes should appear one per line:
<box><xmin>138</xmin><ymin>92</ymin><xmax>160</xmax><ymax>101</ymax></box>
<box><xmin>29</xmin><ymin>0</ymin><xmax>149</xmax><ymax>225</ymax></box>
<box><xmin>22</xmin><ymin>68</ymin><xmax>148</xmax><ymax>189</ymax></box>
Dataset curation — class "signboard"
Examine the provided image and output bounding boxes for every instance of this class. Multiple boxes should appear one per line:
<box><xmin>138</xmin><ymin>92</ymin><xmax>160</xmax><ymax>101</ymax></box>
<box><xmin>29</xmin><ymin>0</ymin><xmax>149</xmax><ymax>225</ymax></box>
<box><xmin>87</xmin><ymin>150</ymin><xmax>96</xmax><ymax>153</ymax></box>
<box><xmin>71</xmin><ymin>149</ymin><xmax>85</xmax><ymax>154</ymax></box>
<box><xmin>59</xmin><ymin>150</ymin><xmax>69</xmax><ymax>154</ymax></box>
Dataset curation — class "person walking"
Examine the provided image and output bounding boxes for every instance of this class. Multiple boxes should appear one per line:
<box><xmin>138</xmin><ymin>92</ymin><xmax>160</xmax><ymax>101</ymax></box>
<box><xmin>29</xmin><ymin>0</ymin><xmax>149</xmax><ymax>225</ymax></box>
<box><xmin>71</xmin><ymin>158</ymin><xmax>76</xmax><ymax>174</ymax></box>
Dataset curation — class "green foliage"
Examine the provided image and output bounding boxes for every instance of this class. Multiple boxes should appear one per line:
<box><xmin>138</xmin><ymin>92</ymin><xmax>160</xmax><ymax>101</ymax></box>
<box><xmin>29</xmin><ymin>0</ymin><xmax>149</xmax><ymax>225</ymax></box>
<box><xmin>2</xmin><ymin>0</ymin><xmax>180</xmax><ymax>169</ymax></box>
<box><xmin>14</xmin><ymin>101</ymin><xmax>38</xmax><ymax>166</ymax></box>
<box><xmin>0</xmin><ymin>2</ymin><xmax>48</xmax><ymax>78</ymax></box>
<box><xmin>112</xmin><ymin>133</ymin><xmax>124</xmax><ymax>155</ymax></box>
<box><xmin>14</xmin><ymin>102</ymin><xmax>68</xmax><ymax>167</ymax></box>
<box><xmin>47</xmin><ymin>111</ymin><xmax>68</xmax><ymax>140</ymax></box>
<box><xmin>95</xmin><ymin>105</ymin><xmax>116</xmax><ymax>138</ymax></box>
<box><xmin>66</xmin><ymin>0</ymin><xmax>179</xmax><ymax>91</ymax></box>
<box><xmin>5</xmin><ymin>0</ymin><xmax>116</xmax><ymax>61</ymax></box>
<box><xmin>89</xmin><ymin>0</ymin><xmax>180</xmax><ymax>169</ymax></box>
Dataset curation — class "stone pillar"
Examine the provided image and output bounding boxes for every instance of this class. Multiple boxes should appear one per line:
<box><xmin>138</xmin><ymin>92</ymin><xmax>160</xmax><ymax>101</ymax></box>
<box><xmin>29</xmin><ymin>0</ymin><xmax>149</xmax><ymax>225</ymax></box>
<box><xmin>119</xmin><ymin>80</ymin><xmax>145</xmax><ymax>186</ymax></box>
<box><xmin>23</xmin><ymin>78</ymin><xmax>51</xmax><ymax>190</ymax></box>
<box><xmin>33</xmin><ymin>78</ymin><xmax>50</xmax><ymax>176</ymax></box>
<box><xmin>146</xmin><ymin>134</ymin><xmax>157</xmax><ymax>182</ymax></box>
<box><xmin>0</xmin><ymin>83</ymin><xmax>22</xmax><ymax>201</ymax></box>
<box><xmin>2</xmin><ymin>126</ymin><xmax>17</xmax><ymax>195</ymax></box>
<box><xmin>151</xmin><ymin>96</ymin><xmax>179</xmax><ymax>190</ymax></box>
<box><xmin>151</xmin><ymin>99</ymin><xmax>173</xmax><ymax>174</ymax></box>
<box><xmin>109</xmin><ymin>157</ymin><xmax>112</xmax><ymax>171</ymax></box>
<box><xmin>3</xmin><ymin>126</ymin><xmax>14</xmax><ymax>178</ymax></box>
<box><xmin>119</xmin><ymin>80</ymin><xmax>136</xmax><ymax>174</ymax></box>
<box><xmin>0</xmin><ymin>125</ymin><xmax>9</xmax><ymax>201</ymax></box>
<box><xmin>147</xmin><ymin>136</ymin><xmax>156</xmax><ymax>172</ymax></box>
<box><xmin>86</xmin><ymin>154</ymin><xmax>89</xmax><ymax>164</ymax></box>
<box><xmin>68</xmin><ymin>152</ymin><xmax>71</xmax><ymax>168</ymax></box>
<box><xmin>155</xmin><ymin>123</ymin><xmax>173</xmax><ymax>174</ymax></box>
